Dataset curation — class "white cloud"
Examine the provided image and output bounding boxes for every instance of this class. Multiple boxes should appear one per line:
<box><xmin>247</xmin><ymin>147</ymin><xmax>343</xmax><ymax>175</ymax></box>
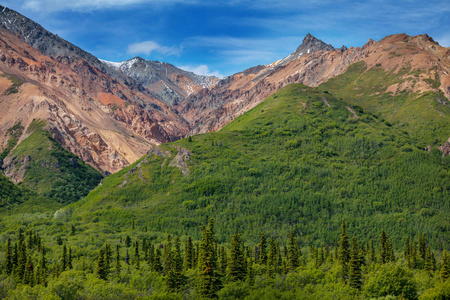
<box><xmin>127</xmin><ymin>41</ymin><xmax>181</xmax><ymax>56</ymax></box>
<box><xmin>178</xmin><ymin>64</ymin><xmax>224</xmax><ymax>78</ymax></box>
<box><xmin>17</xmin><ymin>0</ymin><xmax>198</xmax><ymax>12</ymax></box>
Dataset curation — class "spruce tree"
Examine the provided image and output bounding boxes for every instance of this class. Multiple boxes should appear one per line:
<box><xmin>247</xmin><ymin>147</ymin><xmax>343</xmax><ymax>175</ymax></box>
<box><xmin>15</xmin><ymin>241</ymin><xmax>26</xmax><ymax>280</ymax></box>
<box><xmin>287</xmin><ymin>230</ymin><xmax>299</xmax><ymax>272</ymax></box>
<box><xmin>184</xmin><ymin>237</ymin><xmax>194</xmax><ymax>270</ymax></box>
<box><xmin>425</xmin><ymin>245</ymin><xmax>433</xmax><ymax>274</ymax></box>
<box><xmin>163</xmin><ymin>235</ymin><xmax>173</xmax><ymax>275</ymax></box>
<box><xmin>148</xmin><ymin>244</ymin><xmax>155</xmax><ymax>268</ymax></box>
<box><xmin>105</xmin><ymin>243</ymin><xmax>112</xmax><ymax>273</ymax></box>
<box><xmin>154</xmin><ymin>247</ymin><xmax>163</xmax><ymax>273</ymax></box>
<box><xmin>441</xmin><ymin>250</ymin><xmax>450</xmax><ymax>282</ymax></box>
<box><xmin>228</xmin><ymin>231</ymin><xmax>246</xmax><ymax>282</ymax></box>
<box><xmin>404</xmin><ymin>237</ymin><xmax>411</xmax><ymax>258</ymax></box>
<box><xmin>96</xmin><ymin>248</ymin><xmax>108</xmax><ymax>280</ymax></box>
<box><xmin>167</xmin><ymin>237</ymin><xmax>186</xmax><ymax>292</ymax></box>
<box><xmin>39</xmin><ymin>245</ymin><xmax>47</xmax><ymax>286</ymax></box>
<box><xmin>68</xmin><ymin>247</ymin><xmax>73</xmax><ymax>270</ymax></box>
<box><xmin>3</xmin><ymin>237</ymin><xmax>13</xmax><ymax>275</ymax></box>
<box><xmin>23</xmin><ymin>255</ymin><xmax>34</xmax><ymax>286</ymax></box>
<box><xmin>418</xmin><ymin>233</ymin><xmax>426</xmax><ymax>260</ymax></box>
<box><xmin>196</xmin><ymin>219</ymin><xmax>221</xmax><ymax>298</ymax></box>
<box><xmin>218</xmin><ymin>246</ymin><xmax>228</xmax><ymax>276</ymax></box>
<box><xmin>379</xmin><ymin>230</ymin><xmax>389</xmax><ymax>264</ymax></box>
<box><xmin>349</xmin><ymin>237</ymin><xmax>362</xmax><ymax>290</ymax></box>
<box><xmin>134</xmin><ymin>241</ymin><xmax>140</xmax><ymax>269</ymax></box>
<box><xmin>266</xmin><ymin>237</ymin><xmax>277</xmax><ymax>277</ymax></box>
<box><xmin>338</xmin><ymin>220</ymin><xmax>350</xmax><ymax>281</ymax></box>
<box><xmin>62</xmin><ymin>245</ymin><xmax>67</xmax><ymax>271</ymax></box>
<box><xmin>115</xmin><ymin>244</ymin><xmax>121</xmax><ymax>275</ymax></box>
<box><xmin>125</xmin><ymin>236</ymin><xmax>132</xmax><ymax>247</ymax></box>
<box><xmin>259</xmin><ymin>233</ymin><xmax>267</xmax><ymax>265</ymax></box>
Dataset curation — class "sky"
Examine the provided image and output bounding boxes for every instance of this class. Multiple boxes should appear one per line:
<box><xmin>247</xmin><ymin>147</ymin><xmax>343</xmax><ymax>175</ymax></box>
<box><xmin>2</xmin><ymin>0</ymin><xmax>450</xmax><ymax>77</ymax></box>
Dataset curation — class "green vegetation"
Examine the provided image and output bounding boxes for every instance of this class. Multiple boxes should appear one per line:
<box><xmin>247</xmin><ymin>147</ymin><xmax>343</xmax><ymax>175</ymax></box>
<box><xmin>4</xmin><ymin>119</ymin><xmax>102</xmax><ymax>204</ymax></box>
<box><xmin>67</xmin><ymin>84</ymin><xmax>449</xmax><ymax>248</ymax></box>
<box><xmin>0</xmin><ymin>220</ymin><xmax>448</xmax><ymax>299</ymax></box>
<box><xmin>320</xmin><ymin>61</ymin><xmax>450</xmax><ymax>147</ymax></box>
<box><xmin>0</xmin><ymin>81</ymin><xmax>449</xmax><ymax>298</ymax></box>
<box><xmin>1</xmin><ymin>73</ymin><xmax>24</xmax><ymax>95</ymax></box>
<box><xmin>0</xmin><ymin>121</ymin><xmax>23</xmax><ymax>162</ymax></box>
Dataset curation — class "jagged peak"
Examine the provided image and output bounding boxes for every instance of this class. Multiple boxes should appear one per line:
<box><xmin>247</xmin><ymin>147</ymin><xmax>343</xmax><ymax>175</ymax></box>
<box><xmin>295</xmin><ymin>33</ymin><xmax>335</xmax><ymax>54</ymax></box>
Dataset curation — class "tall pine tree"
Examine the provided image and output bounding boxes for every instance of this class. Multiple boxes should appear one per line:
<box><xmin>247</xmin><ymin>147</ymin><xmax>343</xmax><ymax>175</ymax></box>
<box><xmin>338</xmin><ymin>220</ymin><xmax>350</xmax><ymax>281</ymax></box>
<box><xmin>196</xmin><ymin>219</ymin><xmax>221</xmax><ymax>298</ymax></box>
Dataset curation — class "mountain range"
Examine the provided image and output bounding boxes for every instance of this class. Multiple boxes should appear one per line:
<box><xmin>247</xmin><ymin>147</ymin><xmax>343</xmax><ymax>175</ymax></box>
<box><xmin>0</xmin><ymin>4</ymin><xmax>449</xmax><ymax>205</ymax></box>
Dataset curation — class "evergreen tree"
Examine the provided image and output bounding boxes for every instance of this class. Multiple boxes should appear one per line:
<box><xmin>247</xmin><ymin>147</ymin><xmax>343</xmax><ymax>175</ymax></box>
<box><xmin>287</xmin><ymin>230</ymin><xmax>300</xmax><ymax>272</ymax></box>
<box><xmin>338</xmin><ymin>220</ymin><xmax>350</xmax><ymax>281</ymax></box>
<box><xmin>167</xmin><ymin>237</ymin><xmax>186</xmax><ymax>292</ymax></box>
<box><xmin>125</xmin><ymin>236</ymin><xmax>132</xmax><ymax>247</ymax></box>
<box><xmin>228</xmin><ymin>231</ymin><xmax>246</xmax><ymax>282</ymax></box>
<box><xmin>184</xmin><ymin>237</ymin><xmax>194</xmax><ymax>270</ymax></box>
<box><xmin>218</xmin><ymin>246</ymin><xmax>228</xmax><ymax>276</ymax></box>
<box><xmin>38</xmin><ymin>245</ymin><xmax>47</xmax><ymax>286</ymax></box>
<box><xmin>425</xmin><ymin>245</ymin><xmax>433</xmax><ymax>274</ymax></box>
<box><xmin>15</xmin><ymin>241</ymin><xmax>26</xmax><ymax>280</ymax></box>
<box><xmin>163</xmin><ymin>235</ymin><xmax>173</xmax><ymax>275</ymax></box>
<box><xmin>62</xmin><ymin>245</ymin><xmax>67</xmax><ymax>271</ymax></box>
<box><xmin>96</xmin><ymin>248</ymin><xmax>108</xmax><ymax>280</ymax></box>
<box><xmin>259</xmin><ymin>233</ymin><xmax>267</xmax><ymax>265</ymax></box>
<box><xmin>115</xmin><ymin>244</ymin><xmax>121</xmax><ymax>275</ymax></box>
<box><xmin>196</xmin><ymin>219</ymin><xmax>221</xmax><ymax>299</ymax></box>
<box><xmin>148</xmin><ymin>244</ymin><xmax>155</xmax><ymax>268</ymax></box>
<box><xmin>23</xmin><ymin>255</ymin><xmax>34</xmax><ymax>286</ymax></box>
<box><xmin>125</xmin><ymin>249</ymin><xmax>130</xmax><ymax>265</ymax></box>
<box><xmin>441</xmin><ymin>250</ymin><xmax>450</xmax><ymax>282</ymax></box>
<box><xmin>379</xmin><ymin>230</ymin><xmax>390</xmax><ymax>264</ymax></box>
<box><xmin>3</xmin><ymin>237</ymin><xmax>13</xmax><ymax>275</ymax></box>
<box><xmin>133</xmin><ymin>241</ymin><xmax>140</xmax><ymax>269</ymax></box>
<box><xmin>266</xmin><ymin>237</ymin><xmax>277</xmax><ymax>277</ymax></box>
<box><xmin>246</xmin><ymin>258</ymin><xmax>255</xmax><ymax>287</ymax></box>
<box><xmin>404</xmin><ymin>237</ymin><xmax>411</xmax><ymax>258</ymax></box>
<box><xmin>68</xmin><ymin>247</ymin><xmax>73</xmax><ymax>270</ymax></box>
<box><xmin>154</xmin><ymin>247</ymin><xmax>163</xmax><ymax>273</ymax></box>
<box><xmin>105</xmin><ymin>243</ymin><xmax>112</xmax><ymax>273</ymax></box>
<box><xmin>349</xmin><ymin>237</ymin><xmax>362</xmax><ymax>290</ymax></box>
<box><xmin>418</xmin><ymin>233</ymin><xmax>426</xmax><ymax>261</ymax></box>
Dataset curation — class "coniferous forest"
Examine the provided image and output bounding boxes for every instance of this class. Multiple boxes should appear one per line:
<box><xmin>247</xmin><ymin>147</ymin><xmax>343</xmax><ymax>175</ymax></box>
<box><xmin>0</xmin><ymin>219</ymin><xmax>449</xmax><ymax>299</ymax></box>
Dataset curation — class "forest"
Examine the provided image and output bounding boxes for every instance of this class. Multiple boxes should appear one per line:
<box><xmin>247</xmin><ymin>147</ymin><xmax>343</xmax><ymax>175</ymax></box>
<box><xmin>0</xmin><ymin>219</ymin><xmax>449</xmax><ymax>299</ymax></box>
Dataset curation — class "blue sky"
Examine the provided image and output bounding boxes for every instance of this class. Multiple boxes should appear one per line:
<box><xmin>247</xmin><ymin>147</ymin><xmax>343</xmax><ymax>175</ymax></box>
<box><xmin>3</xmin><ymin>0</ymin><xmax>450</xmax><ymax>77</ymax></box>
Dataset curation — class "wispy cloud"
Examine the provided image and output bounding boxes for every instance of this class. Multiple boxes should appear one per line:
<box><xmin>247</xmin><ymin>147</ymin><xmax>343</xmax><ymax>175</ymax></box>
<box><xmin>127</xmin><ymin>41</ymin><xmax>181</xmax><ymax>56</ymax></box>
<box><xmin>178</xmin><ymin>64</ymin><xmax>224</xmax><ymax>78</ymax></box>
<box><xmin>12</xmin><ymin>0</ymin><xmax>198</xmax><ymax>12</ymax></box>
<box><xmin>185</xmin><ymin>36</ymin><xmax>300</xmax><ymax>67</ymax></box>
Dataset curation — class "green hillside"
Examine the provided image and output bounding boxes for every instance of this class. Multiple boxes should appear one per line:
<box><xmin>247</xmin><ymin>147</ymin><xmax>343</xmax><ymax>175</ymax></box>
<box><xmin>0</xmin><ymin>83</ymin><xmax>449</xmax><ymax>299</ymax></box>
<box><xmin>320</xmin><ymin>61</ymin><xmax>450</xmax><ymax>147</ymax></box>
<box><xmin>1</xmin><ymin>119</ymin><xmax>103</xmax><ymax>204</ymax></box>
<box><xmin>67</xmin><ymin>84</ymin><xmax>449</xmax><ymax>247</ymax></box>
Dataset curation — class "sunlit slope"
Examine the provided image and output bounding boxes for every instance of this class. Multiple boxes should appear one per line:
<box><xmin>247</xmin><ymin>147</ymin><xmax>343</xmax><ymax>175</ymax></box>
<box><xmin>70</xmin><ymin>84</ymin><xmax>450</xmax><ymax>246</ymax></box>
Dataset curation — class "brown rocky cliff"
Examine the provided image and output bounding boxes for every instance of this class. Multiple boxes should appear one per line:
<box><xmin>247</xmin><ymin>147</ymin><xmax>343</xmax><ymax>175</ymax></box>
<box><xmin>0</xmin><ymin>28</ymin><xmax>189</xmax><ymax>174</ymax></box>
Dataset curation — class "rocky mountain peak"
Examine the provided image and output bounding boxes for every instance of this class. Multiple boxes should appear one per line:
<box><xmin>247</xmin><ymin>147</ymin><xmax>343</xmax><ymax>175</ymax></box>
<box><xmin>295</xmin><ymin>33</ymin><xmax>336</xmax><ymax>54</ymax></box>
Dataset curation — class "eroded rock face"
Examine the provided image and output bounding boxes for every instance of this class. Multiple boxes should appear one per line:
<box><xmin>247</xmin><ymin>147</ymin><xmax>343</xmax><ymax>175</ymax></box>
<box><xmin>0</xmin><ymin>24</ymin><xmax>189</xmax><ymax>174</ymax></box>
<box><xmin>2</xmin><ymin>155</ymin><xmax>30</xmax><ymax>183</ymax></box>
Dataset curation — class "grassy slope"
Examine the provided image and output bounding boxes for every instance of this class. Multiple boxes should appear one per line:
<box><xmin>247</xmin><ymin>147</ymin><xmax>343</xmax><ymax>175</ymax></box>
<box><xmin>4</xmin><ymin>119</ymin><xmax>103</xmax><ymax>204</ymax></box>
<box><xmin>319</xmin><ymin>61</ymin><xmax>450</xmax><ymax>147</ymax></box>
<box><xmin>67</xmin><ymin>84</ymin><xmax>449</xmax><ymax>248</ymax></box>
